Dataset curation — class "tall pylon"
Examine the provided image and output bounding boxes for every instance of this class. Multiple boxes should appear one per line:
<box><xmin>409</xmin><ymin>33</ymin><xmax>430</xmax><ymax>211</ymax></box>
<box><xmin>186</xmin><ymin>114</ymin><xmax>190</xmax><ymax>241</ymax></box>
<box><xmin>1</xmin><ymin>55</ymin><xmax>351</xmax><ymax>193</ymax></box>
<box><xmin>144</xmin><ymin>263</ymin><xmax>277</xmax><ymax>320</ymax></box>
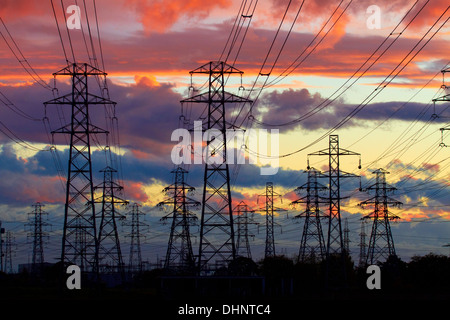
<box><xmin>25</xmin><ymin>202</ymin><xmax>50</xmax><ymax>274</ymax></box>
<box><xmin>359</xmin><ymin>169</ymin><xmax>402</xmax><ymax>265</ymax></box>
<box><xmin>291</xmin><ymin>168</ymin><xmax>327</xmax><ymax>263</ymax></box>
<box><xmin>93</xmin><ymin>166</ymin><xmax>128</xmax><ymax>278</ymax></box>
<box><xmin>181</xmin><ymin>61</ymin><xmax>252</xmax><ymax>273</ymax></box>
<box><xmin>44</xmin><ymin>63</ymin><xmax>115</xmax><ymax>277</ymax></box>
<box><xmin>158</xmin><ymin>167</ymin><xmax>199</xmax><ymax>273</ymax></box>
<box><xmin>234</xmin><ymin>201</ymin><xmax>258</xmax><ymax>260</ymax></box>
<box><xmin>258</xmin><ymin>182</ymin><xmax>285</xmax><ymax>259</ymax></box>
<box><xmin>307</xmin><ymin>135</ymin><xmax>361</xmax><ymax>287</ymax></box>
<box><xmin>124</xmin><ymin>203</ymin><xmax>147</xmax><ymax>275</ymax></box>
<box><xmin>307</xmin><ymin>135</ymin><xmax>361</xmax><ymax>257</ymax></box>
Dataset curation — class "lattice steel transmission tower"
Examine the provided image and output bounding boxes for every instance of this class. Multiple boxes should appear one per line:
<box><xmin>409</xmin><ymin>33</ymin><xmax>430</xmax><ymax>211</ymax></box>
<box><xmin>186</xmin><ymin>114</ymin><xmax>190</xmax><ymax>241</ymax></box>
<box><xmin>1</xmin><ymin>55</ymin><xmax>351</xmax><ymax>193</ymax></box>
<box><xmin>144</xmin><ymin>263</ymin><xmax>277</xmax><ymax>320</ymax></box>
<box><xmin>124</xmin><ymin>203</ymin><xmax>147</xmax><ymax>274</ymax></box>
<box><xmin>234</xmin><ymin>201</ymin><xmax>257</xmax><ymax>260</ymax></box>
<box><xmin>358</xmin><ymin>219</ymin><xmax>368</xmax><ymax>268</ymax></box>
<box><xmin>25</xmin><ymin>202</ymin><xmax>50</xmax><ymax>274</ymax></box>
<box><xmin>158</xmin><ymin>167</ymin><xmax>199</xmax><ymax>273</ymax></box>
<box><xmin>359</xmin><ymin>169</ymin><xmax>402</xmax><ymax>265</ymax></box>
<box><xmin>291</xmin><ymin>168</ymin><xmax>327</xmax><ymax>263</ymax></box>
<box><xmin>181</xmin><ymin>61</ymin><xmax>252</xmax><ymax>273</ymax></box>
<box><xmin>4</xmin><ymin>231</ymin><xmax>14</xmax><ymax>274</ymax></box>
<box><xmin>343</xmin><ymin>218</ymin><xmax>350</xmax><ymax>255</ymax></box>
<box><xmin>307</xmin><ymin>135</ymin><xmax>361</xmax><ymax>287</ymax></box>
<box><xmin>94</xmin><ymin>166</ymin><xmax>128</xmax><ymax>278</ymax></box>
<box><xmin>307</xmin><ymin>135</ymin><xmax>361</xmax><ymax>257</ymax></box>
<box><xmin>45</xmin><ymin>63</ymin><xmax>115</xmax><ymax>277</ymax></box>
<box><xmin>258</xmin><ymin>182</ymin><xmax>285</xmax><ymax>259</ymax></box>
<box><xmin>433</xmin><ymin>67</ymin><xmax>450</xmax><ymax>146</ymax></box>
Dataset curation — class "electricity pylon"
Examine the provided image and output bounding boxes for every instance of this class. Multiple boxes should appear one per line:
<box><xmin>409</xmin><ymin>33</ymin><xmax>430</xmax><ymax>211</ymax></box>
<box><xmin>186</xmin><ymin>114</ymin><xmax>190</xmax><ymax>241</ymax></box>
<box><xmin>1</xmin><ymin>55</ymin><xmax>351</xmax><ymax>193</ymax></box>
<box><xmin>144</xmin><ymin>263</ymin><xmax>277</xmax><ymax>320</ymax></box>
<box><xmin>433</xmin><ymin>67</ymin><xmax>450</xmax><ymax>146</ymax></box>
<box><xmin>25</xmin><ymin>202</ymin><xmax>50</xmax><ymax>275</ymax></box>
<box><xmin>158</xmin><ymin>167</ymin><xmax>199</xmax><ymax>273</ymax></box>
<box><xmin>358</xmin><ymin>219</ymin><xmax>368</xmax><ymax>268</ymax></box>
<box><xmin>181</xmin><ymin>61</ymin><xmax>252</xmax><ymax>273</ymax></box>
<box><xmin>291</xmin><ymin>168</ymin><xmax>327</xmax><ymax>263</ymax></box>
<box><xmin>307</xmin><ymin>135</ymin><xmax>361</xmax><ymax>287</ymax></box>
<box><xmin>124</xmin><ymin>203</ymin><xmax>147</xmax><ymax>275</ymax></box>
<box><xmin>44</xmin><ymin>63</ymin><xmax>115</xmax><ymax>278</ymax></box>
<box><xmin>258</xmin><ymin>182</ymin><xmax>285</xmax><ymax>259</ymax></box>
<box><xmin>234</xmin><ymin>201</ymin><xmax>258</xmax><ymax>260</ymax></box>
<box><xmin>94</xmin><ymin>166</ymin><xmax>128</xmax><ymax>278</ymax></box>
<box><xmin>343</xmin><ymin>217</ymin><xmax>350</xmax><ymax>255</ymax></box>
<box><xmin>4</xmin><ymin>231</ymin><xmax>14</xmax><ymax>274</ymax></box>
<box><xmin>359</xmin><ymin>169</ymin><xmax>401</xmax><ymax>265</ymax></box>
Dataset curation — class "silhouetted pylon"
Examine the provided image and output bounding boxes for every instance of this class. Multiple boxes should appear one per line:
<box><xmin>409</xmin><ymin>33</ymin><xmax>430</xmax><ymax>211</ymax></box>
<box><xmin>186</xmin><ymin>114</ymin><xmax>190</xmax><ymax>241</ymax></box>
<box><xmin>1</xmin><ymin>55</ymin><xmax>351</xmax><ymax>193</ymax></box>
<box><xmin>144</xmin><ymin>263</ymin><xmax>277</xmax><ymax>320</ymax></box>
<box><xmin>158</xmin><ymin>167</ymin><xmax>199</xmax><ymax>273</ymax></box>
<box><xmin>234</xmin><ymin>201</ymin><xmax>258</xmax><ymax>260</ymax></box>
<box><xmin>258</xmin><ymin>182</ymin><xmax>285</xmax><ymax>259</ymax></box>
<box><xmin>181</xmin><ymin>61</ymin><xmax>252</xmax><ymax>273</ymax></box>
<box><xmin>307</xmin><ymin>135</ymin><xmax>361</xmax><ymax>287</ymax></box>
<box><xmin>123</xmin><ymin>203</ymin><xmax>147</xmax><ymax>275</ymax></box>
<box><xmin>25</xmin><ymin>202</ymin><xmax>50</xmax><ymax>275</ymax></box>
<box><xmin>359</xmin><ymin>168</ymin><xmax>401</xmax><ymax>265</ymax></box>
<box><xmin>94</xmin><ymin>166</ymin><xmax>128</xmax><ymax>279</ymax></box>
<box><xmin>44</xmin><ymin>63</ymin><xmax>115</xmax><ymax>279</ymax></box>
<box><xmin>291</xmin><ymin>168</ymin><xmax>327</xmax><ymax>263</ymax></box>
<box><xmin>358</xmin><ymin>219</ymin><xmax>368</xmax><ymax>268</ymax></box>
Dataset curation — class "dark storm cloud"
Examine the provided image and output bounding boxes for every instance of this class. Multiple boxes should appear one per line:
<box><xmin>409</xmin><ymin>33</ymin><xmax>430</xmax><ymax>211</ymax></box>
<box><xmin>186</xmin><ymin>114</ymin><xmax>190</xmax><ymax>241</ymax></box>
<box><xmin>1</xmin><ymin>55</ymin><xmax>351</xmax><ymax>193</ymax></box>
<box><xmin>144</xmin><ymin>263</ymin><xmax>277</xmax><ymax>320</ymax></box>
<box><xmin>255</xmin><ymin>88</ymin><xmax>444</xmax><ymax>132</ymax></box>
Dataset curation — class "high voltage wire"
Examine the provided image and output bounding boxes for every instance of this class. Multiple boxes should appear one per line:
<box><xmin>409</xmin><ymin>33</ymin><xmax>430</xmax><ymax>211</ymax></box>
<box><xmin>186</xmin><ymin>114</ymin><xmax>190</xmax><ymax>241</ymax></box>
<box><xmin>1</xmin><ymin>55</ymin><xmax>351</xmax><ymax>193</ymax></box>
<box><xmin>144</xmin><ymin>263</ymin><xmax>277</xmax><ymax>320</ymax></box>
<box><xmin>246</xmin><ymin>5</ymin><xmax>450</xmax><ymax>160</ymax></box>
<box><xmin>233</xmin><ymin>0</ymin><xmax>306</xmax><ymax>127</ymax></box>
<box><xmin>264</xmin><ymin>0</ymin><xmax>352</xmax><ymax>89</ymax></box>
<box><xmin>0</xmin><ymin>17</ymin><xmax>55</xmax><ymax>150</ymax></box>
<box><xmin>47</xmin><ymin>0</ymin><xmax>127</xmax><ymax>196</ymax></box>
<box><xmin>0</xmin><ymin>18</ymin><xmax>53</xmax><ymax>91</ymax></box>
<box><xmin>279</xmin><ymin>31</ymin><xmax>450</xmax><ymax>195</ymax></box>
<box><xmin>227</xmin><ymin>0</ymin><xmax>427</xmax><ymax>189</ymax></box>
<box><xmin>250</xmin><ymin>0</ymin><xmax>426</xmax><ymax>128</ymax></box>
<box><xmin>0</xmin><ymin>90</ymin><xmax>41</xmax><ymax>122</ymax></box>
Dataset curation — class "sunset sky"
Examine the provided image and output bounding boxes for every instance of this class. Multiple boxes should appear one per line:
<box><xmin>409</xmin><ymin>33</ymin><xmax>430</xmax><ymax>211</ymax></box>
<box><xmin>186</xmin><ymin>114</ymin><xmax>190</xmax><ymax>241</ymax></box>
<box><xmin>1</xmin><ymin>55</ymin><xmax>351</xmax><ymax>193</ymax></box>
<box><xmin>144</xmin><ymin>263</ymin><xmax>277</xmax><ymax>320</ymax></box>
<box><xmin>0</xmin><ymin>0</ymin><xmax>449</xmax><ymax>269</ymax></box>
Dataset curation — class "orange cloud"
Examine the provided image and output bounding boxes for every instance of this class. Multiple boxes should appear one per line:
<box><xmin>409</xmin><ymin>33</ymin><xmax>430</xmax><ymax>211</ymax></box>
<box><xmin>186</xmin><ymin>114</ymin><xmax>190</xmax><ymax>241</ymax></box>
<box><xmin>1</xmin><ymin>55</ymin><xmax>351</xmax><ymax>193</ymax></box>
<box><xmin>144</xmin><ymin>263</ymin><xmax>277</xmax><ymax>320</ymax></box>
<box><xmin>124</xmin><ymin>181</ymin><xmax>149</xmax><ymax>203</ymax></box>
<box><xmin>423</xmin><ymin>163</ymin><xmax>440</xmax><ymax>173</ymax></box>
<box><xmin>128</xmin><ymin>0</ymin><xmax>232</xmax><ymax>33</ymax></box>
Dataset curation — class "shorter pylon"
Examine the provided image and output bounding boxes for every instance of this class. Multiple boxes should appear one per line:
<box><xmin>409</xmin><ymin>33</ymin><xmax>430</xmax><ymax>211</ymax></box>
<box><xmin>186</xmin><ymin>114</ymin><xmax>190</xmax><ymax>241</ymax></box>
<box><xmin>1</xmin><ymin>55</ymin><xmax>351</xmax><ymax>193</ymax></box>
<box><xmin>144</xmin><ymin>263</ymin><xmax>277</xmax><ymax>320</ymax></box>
<box><xmin>257</xmin><ymin>182</ymin><xmax>285</xmax><ymax>259</ymax></box>
<box><xmin>4</xmin><ymin>231</ymin><xmax>15</xmax><ymax>274</ymax></box>
<box><xmin>291</xmin><ymin>168</ymin><xmax>327</xmax><ymax>263</ymax></box>
<box><xmin>359</xmin><ymin>169</ymin><xmax>402</xmax><ymax>265</ymax></box>
<box><xmin>94</xmin><ymin>166</ymin><xmax>128</xmax><ymax>278</ymax></box>
<box><xmin>123</xmin><ymin>203</ymin><xmax>148</xmax><ymax>275</ymax></box>
<box><xmin>158</xmin><ymin>167</ymin><xmax>199</xmax><ymax>273</ymax></box>
<box><xmin>25</xmin><ymin>202</ymin><xmax>50</xmax><ymax>275</ymax></box>
<box><xmin>358</xmin><ymin>219</ymin><xmax>368</xmax><ymax>268</ymax></box>
<box><xmin>234</xmin><ymin>201</ymin><xmax>258</xmax><ymax>260</ymax></box>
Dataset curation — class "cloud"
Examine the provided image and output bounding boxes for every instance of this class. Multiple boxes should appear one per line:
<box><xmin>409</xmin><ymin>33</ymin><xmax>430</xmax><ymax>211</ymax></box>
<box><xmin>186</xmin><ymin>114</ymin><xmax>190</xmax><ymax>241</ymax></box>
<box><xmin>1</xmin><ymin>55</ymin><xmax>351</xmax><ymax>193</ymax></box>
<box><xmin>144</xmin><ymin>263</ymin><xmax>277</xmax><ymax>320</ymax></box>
<box><xmin>127</xmin><ymin>0</ymin><xmax>232</xmax><ymax>33</ymax></box>
<box><xmin>0</xmin><ymin>144</ymin><xmax>65</xmax><ymax>205</ymax></box>
<box><xmin>254</xmin><ymin>87</ymin><xmax>445</xmax><ymax>132</ymax></box>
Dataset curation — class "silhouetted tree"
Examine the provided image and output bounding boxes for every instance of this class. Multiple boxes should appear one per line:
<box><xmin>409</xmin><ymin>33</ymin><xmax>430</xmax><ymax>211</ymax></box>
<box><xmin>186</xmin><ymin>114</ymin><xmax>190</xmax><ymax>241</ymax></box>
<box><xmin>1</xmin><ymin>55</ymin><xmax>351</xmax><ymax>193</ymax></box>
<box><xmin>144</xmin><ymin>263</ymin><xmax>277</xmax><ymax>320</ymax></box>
<box><xmin>407</xmin><ymin>253</ymin><xmax>450</xmax><ymax>293</ymax></box>
<box><xmin>228</xmin><ymin>256</ymin><xmax>258</xmax><ymax>276</ymax></box>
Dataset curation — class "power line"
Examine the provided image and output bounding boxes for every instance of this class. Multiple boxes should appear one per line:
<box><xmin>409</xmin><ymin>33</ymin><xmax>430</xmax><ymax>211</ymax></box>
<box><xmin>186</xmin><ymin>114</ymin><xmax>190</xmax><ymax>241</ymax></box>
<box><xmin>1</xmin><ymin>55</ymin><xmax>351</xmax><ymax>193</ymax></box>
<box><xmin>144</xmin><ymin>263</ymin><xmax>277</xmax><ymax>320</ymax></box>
<box><xmin>250</xmin><ymin>0</ymin><xmax>426</xmax><ymax>128</ymax></box>
<box><xmin>0</xmin><ymin>17</ymin><xmax>53</xmax><ymax>91</ymax></box>
<box><xmin>247</xmin><ymin>5</ymin><xmax>450</xmax><ymax>160</ymax></box>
